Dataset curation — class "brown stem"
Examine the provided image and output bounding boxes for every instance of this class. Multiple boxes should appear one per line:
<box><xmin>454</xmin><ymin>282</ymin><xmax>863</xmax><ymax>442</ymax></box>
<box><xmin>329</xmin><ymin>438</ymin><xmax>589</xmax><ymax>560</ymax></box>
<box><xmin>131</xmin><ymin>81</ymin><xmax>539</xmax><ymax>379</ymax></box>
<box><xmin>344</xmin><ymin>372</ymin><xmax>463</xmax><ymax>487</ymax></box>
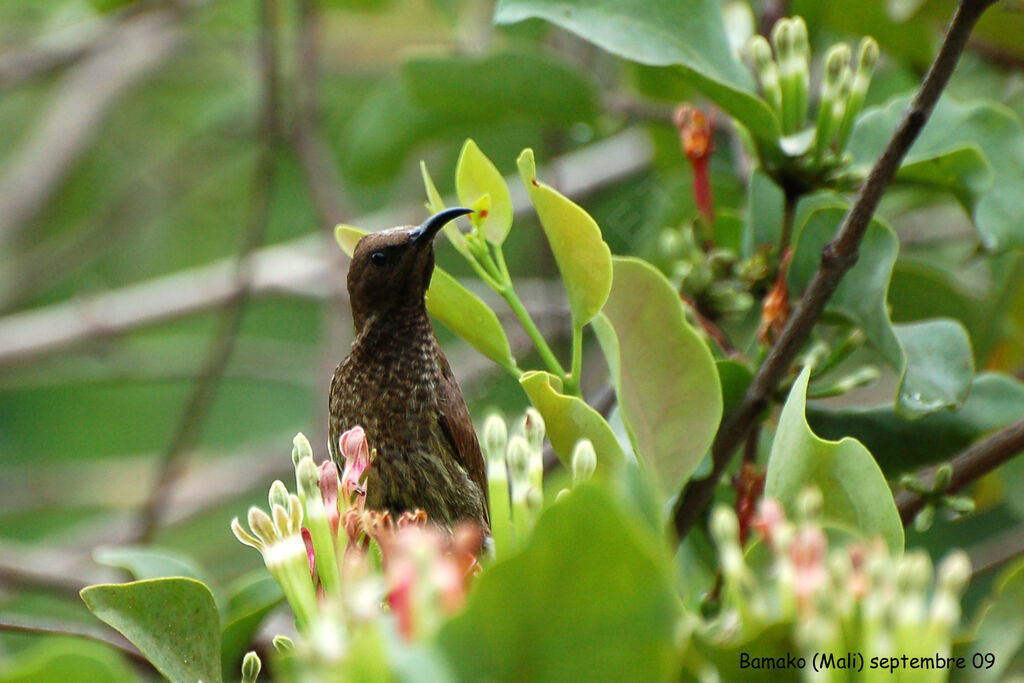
<box><xmin>133</xmin><ymin>0</ymin><xmax>282</xmax><ymax>542</ymax></box>
<box><xmin>672</xmin><ymin>0</ymin><xmax>999</xmax><ymax>543</ymax></box>
<box><xmin>896</xmin><ymin>417</ymin><xmax>1024</xmax><ymax>525</ymax></box>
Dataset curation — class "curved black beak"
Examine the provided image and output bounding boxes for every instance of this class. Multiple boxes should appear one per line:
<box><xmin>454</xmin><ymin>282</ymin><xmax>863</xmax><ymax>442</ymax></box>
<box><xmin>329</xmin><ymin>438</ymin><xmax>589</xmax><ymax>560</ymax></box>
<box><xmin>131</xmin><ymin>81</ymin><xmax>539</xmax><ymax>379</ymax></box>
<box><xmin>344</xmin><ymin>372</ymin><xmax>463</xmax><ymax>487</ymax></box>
<box><xmin>409</xmin><ymin>207</ymin><xmax>473</xmax><ymax>246</ymax></box>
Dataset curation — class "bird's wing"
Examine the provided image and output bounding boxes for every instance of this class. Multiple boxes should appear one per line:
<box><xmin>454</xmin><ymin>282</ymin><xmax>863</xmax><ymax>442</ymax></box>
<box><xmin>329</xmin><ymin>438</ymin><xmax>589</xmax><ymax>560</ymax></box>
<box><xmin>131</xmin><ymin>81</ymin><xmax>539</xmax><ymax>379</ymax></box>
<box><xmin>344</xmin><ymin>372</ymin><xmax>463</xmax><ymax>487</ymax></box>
<box><xmin>436</xmin><ymin>351</ymin><xmax>489</xmax><ymax>519</ymax></box>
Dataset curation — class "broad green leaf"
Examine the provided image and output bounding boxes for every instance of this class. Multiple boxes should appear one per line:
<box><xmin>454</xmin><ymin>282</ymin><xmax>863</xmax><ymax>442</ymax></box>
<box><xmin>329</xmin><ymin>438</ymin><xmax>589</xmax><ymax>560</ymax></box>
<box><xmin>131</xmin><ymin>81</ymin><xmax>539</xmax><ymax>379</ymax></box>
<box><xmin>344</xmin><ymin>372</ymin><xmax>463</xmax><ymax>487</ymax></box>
<box><xmin>93</xmin><ymin>545</ymin><xmax>209</xmax><ymax>584</ymax></box>
<box><xmin>742</xmin><ymin>168</ymin><xmax>785</xmax><ymax>257</ymax></box>
<box><xmin>593</xmin><ymin>257</ymin><xmax>722</xmax><ymax>500</ymax></box>
<box><xmin>220</xmin><ymin>572</ymin><xmax>283</xmax><ymax>682</ymax></box>
<box><xmin>765</xmin><ymin>367</ymin><xmax>904</xmax><ymax>553</ymax></box>
<box><xmin>437</xmin><ymin>484</ymin><xmax>679</xmax><ymax>681</ymax></box>
<box><xmin>850</xmin><ymin>96</ymin><xmax>1024</xmax><ymax>251</ymax></box>
<box><xmin>517</xmin><ymin>149</ymin><xmax>612</xmax><ymax>326</ymax></box>
<box><xmin>456</xmin><ymin>139</ymin><xmax>513</xmax><ymax>244</ymax></box>
<box><xmin>808</xmin><ymin>372</ymin><xmax>1024</xmax><ymax>475</ymax></box>
<box><xmin>335</xmin><ymin>225</ymin><xmax>518</xmax><ymax>374</ymax></box>
<box><xmin>519</xmin><ymin>370</ymin><xmax>624</xmax><ymax>469</ymax></box>
<box><xmin>0</xmin><ymin>637</ymin><xmax>135</xmax><ymax>683</ymax></box>
<box><xmin>81</xmin><ymin>578</ymin><xmax>222</xmax><ymax>683</ymax></box>
<box><xmin>427</xmin><ymin>269</ymin><xmax>519</xmax><ymax>375</ymax></box>
<box><xmin>953</xmin><ymin>556</ymin><xmax>1024</xmax><ymax>683</ymax></box>
<box><xmin>402</xmin><ymin>51</ymin><xmax>599</xmax><ymax>125</ymax></box>
<box><xmin>494</xmin><ymin>0</ymin><xmax>780</xmax><ymax>141</ymax></box>
<box><xmin>788</xmin><ymin>206</ymin><xmax>974</xmax><ymax>417</ymax></box>
<box><xmin>893</xmin><ymin>319</ymin><xmax>974</xmax><ymax>417</ymax></box>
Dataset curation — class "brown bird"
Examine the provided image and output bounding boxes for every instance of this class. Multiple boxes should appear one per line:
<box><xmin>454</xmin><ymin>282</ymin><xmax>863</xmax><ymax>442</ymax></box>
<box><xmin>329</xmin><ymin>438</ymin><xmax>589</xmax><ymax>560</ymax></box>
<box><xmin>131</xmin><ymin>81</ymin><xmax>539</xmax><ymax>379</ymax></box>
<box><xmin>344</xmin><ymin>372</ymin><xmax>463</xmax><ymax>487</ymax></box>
<box><xmin>329</xmin><ymin>207</ymin><xmax>488</xmax><ymax>530</ymax></box>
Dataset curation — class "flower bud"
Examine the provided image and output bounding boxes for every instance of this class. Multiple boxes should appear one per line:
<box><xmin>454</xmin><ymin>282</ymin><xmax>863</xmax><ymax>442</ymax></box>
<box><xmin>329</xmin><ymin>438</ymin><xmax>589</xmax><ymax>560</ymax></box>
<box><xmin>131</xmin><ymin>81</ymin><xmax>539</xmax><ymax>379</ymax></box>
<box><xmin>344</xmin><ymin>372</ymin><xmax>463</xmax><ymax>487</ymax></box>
<box><xmin>771</xmin><ymin>19</ymin><xmax>797</xmax><ymax>133</ymax></box>
<box><xmin>836</xmin><ymin>36</ymin><xmax>880</xmax><ymax>152</ymax></box>
<box><xmin>943</xmin><ymin>495</ymin><xmax>975</xmax><ymax>515</ymax></box>
<box><xmin>814</xmin><ymin>44</ymin><xmax>851</xmax><ymax>162</ymax></box>
<box><xmin>913</xmin><ymin>504</ymin><xmax>935</xmax><ymax>532</ymax></box>
<box><xmin>933</xmin><ymin>464</ymin><xmax>953</xmax><ymax>492</ymax></box>
<box><xmin>296</xmin><ymin>456</ymin><xmax>320</xmax><ymax>502</ymax></box>
<box><xmin>710</xmin><ymin>505</ymin><xmax>740</xmax><ymax>548</ymax></box>
<box><xmin>272</xmin><ymin>635</ymin><xmax>294</xmax><ymax>653</ymax></box>
<box><xmin>571</xmin><ymin>439</ymin><xmax>597</xmax><ymax>485</ymax></box>
<box><xmin>936</xmin><ymin>550</ymin><xmax>971</xmax><ymax>597</ymax></box>
<box><xmin>507</xmin><ymin>436</ymin><xmax>531</xmax><ymax>489</ymax></box>
<box><xmin>483</xmin><ymin>414</ymin><xmax>508</xmax><ymax>467</ymax></box>
<box><xmin>241</xmin><ymin>651</ymin><xmax>261</xmax><ymax>683</ymax></box>
<box><xmin>749</xmin><ymin>36</ymin><xmax>783</xmax><ymax>116</ymax></box>
<box><xmin>292</xmin><ymin>432</ymin><xmax>313</xmax><ymax>468</ymax></box>
<box><xmin>796</xmin><ymin>487</ymin><xmax>823</xmax><ymax>522</ymax></box>
<box><xmin>790</xmin><ymin>16</ymin><xmax>810</xmax><ymax>130</ymax></box>
<box><xmin>523</xmin><ymin>408</ymin><xmax>546</xmax><ymax>455</ymax></box>
<box><xmin>269</xmin><ymin>480</ymin><xmax>290</xmax><ymax>511</ymax></box>
<box><xmin>240</xmin><ymin>651</ymin><xmax>260</xmax><ymax>683</ymax></box>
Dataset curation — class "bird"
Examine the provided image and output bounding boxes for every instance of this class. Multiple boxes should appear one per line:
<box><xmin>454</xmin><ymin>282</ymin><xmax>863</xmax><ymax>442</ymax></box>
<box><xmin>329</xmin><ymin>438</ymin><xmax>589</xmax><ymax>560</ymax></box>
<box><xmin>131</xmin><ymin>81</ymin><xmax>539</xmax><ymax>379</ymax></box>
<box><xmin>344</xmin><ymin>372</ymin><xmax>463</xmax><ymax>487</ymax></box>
<box><xmin>329</xmin><ymin>207</ymin><xmax>489</xmax><ymax>530</ymax></box>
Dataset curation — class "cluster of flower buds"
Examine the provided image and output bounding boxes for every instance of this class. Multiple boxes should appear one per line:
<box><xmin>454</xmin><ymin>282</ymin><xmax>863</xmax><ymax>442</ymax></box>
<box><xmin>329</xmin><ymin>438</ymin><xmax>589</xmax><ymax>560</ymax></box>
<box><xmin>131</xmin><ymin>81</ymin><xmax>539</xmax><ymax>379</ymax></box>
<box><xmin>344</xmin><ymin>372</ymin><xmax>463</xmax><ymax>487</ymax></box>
<box><xmin>482</xmin><ymin>409</ymin><xmax>550</xmax><ymax>558</ymax></box>
<box><xmin>231</xmin><ymin>429</ymin><xmax>484</xmax><ymax>672</ymax></box>
<box><xmin>748</xmin><ymin>17</ymin><xmax>879</xmax><ymax>168</ymax></box>
<box><xmin>657</xmin><ymin>224</ymin><xmax>766</xmax><ymax>321</ymax></box>
<box><xmin>900</xmin><ymin>464</ymin><xmax>976</xmax><ymax>532</ymax></box>
<box><xmin>693</xmin><ymin>489</ymin><xmax>971</xmax><ymax>671</ymax></box>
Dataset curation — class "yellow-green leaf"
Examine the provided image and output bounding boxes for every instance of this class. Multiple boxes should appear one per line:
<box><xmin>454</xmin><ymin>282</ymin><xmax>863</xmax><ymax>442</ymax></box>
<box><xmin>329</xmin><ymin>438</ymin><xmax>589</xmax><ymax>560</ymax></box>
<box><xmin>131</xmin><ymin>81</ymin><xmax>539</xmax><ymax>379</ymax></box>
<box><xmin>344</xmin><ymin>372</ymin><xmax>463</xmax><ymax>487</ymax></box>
<box><xmin>420</xmin><ymin>161</ymin><xmax>471</xmax><ymax>257</ymax></box>
<box><xmin>456</xmin><ymin>139</ymin><xmax>513</xmax><ymax>245</ymax></box>
<box><xmin>517</xmin><ymin>148</ymin><xmax>612</xmax><ymax>326</ymax></box>
<box><xmin>334</xmin><ymin>225</ymin><xmax>517</xmax><ymax>374</ymax></box>
<box><xmin>765</xmin><ymin>366</ymin><xmax>904</xmax><ymax>553</ymax></box>
<box><xmin>519</xmin><ymin>370</ymin><xmax>623</xmax><ymax>470</ymax></box>
<box><xmin>593</xmin><ymin>257</ymin><xmax>722</xmax><ymax>501</ymax></box>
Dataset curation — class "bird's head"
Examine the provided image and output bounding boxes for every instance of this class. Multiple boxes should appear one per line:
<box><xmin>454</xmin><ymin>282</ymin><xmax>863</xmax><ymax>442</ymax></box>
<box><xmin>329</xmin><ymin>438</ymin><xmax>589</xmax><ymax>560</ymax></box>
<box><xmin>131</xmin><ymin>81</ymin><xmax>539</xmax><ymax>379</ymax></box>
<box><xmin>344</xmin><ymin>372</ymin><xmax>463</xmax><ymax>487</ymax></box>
<box><xmin>347</xmin><ymin>207</ymin><xmax>472</xmax><ymax>330</ymax></box>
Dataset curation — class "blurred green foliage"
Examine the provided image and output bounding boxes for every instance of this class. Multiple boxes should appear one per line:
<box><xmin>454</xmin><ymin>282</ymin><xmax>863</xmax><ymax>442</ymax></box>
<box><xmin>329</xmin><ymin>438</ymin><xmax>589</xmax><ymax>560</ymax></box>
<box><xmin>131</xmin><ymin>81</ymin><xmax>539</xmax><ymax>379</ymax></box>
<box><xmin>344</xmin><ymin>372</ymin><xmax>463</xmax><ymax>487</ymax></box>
<box><xmin>3</xmin><ymin>0</ymin><xmax>1024</xmax><ymax>679</ymax></box>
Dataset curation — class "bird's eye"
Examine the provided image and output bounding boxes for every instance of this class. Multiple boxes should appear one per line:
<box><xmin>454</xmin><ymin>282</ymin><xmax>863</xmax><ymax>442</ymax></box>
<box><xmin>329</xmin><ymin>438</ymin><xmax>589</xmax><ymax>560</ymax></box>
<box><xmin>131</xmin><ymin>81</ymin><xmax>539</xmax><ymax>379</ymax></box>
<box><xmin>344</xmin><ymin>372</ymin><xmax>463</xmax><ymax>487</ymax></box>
<box><xmin>370</xmin><ymin>251</ymin><xmax>388</xmax><ymax>268</ymax></box>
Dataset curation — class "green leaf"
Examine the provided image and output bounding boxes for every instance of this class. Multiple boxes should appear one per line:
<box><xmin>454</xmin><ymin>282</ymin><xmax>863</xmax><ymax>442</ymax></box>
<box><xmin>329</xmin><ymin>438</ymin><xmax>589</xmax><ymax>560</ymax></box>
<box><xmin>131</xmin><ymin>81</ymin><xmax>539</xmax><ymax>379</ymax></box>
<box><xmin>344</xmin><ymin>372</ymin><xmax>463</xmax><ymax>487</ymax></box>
<box><xmin>427</xmin><ymin>269</ymin><xmax>519</xmax><ymax>375</ymax></box>
<box><xmin>765</xmin><ymin>366</ymin><xmax>904</xmax><ymax>553</ymax></box>
<box><xmin>849</xmin><ymin>96</ymin><xmax>1024</xmax><ymax>252</ymax></box>
<box><xmin>420</xmin><ymin>162</ymin><xmax>471</xmax><ymax>259</ymax></box>
<box><xmin>81</xmin><ymin>578</ymin><xmax>222</xmax><ymax>683</ymax></box>
<box><xmin>517</xmin><ymin>149</ymin><xmax>612</xmax><ymax>326</ymax></box>
<box><xmin>0</xmin><ymin>637</ymin><xmax>135</xmax><ymax>683</ymax></box>
<box><xmin>455</xmin><ymin>140</ymin><xmax>513</xmax><ymax>245</ymax></box>
<box><xmin>788</xmin><ymin>206</ymin><xmax>974</xmax><ymax>417</ymax></box>
<box><xmin>436</xmin><ymin>484</ymin><xmax>679</xmax><ymax>681</ymax></box>
<box><xmin>808</xmin><ymin>372</ymin><xmax>1024</xmax><ymax>475</ymax></box>
<box><xmin>519</xmin><ymin>370</ymin><xmax>624</xmax><ymax>470</ymax></box>
<box><xmin>494</xmin><ymin>0</ymin><xmax>780</xmax><ymax>142</ymax></box>
<box><xmin>335</xmin><ymin>225</ymin><xmax>518</xmax><ymax>374</ymax></box>
<box><xmin>593</xmin><ymin>257</ymin><xmax>722</xmax><ymax>501</ymax></box>
<box><xmin>742</xmin><ymin>168</ymin><xmax>785</xmax><ymax>257</ymax></box>
<box><xmin>402</xmin><ymin>51</ymin><xmax>599</xmax><ymax>125</ymax></box>
<box><xmin>953</xmin><ymin>556</ymin><xmax>1024</xmax><ymax>683</ymax></box>
<box><xmin>893</xmin><ymin>319</ymin><xmax>974</xmax><ymax>417</ymax></box>
<box><xmin>220</xmin><ymin>572</ymin><xmax>283</xmax><ymax>682</ymax></box>
<box><xmin>93</xmin><ymin>545</ymin><xmax>209</xmax><ymax>584</ymax></box>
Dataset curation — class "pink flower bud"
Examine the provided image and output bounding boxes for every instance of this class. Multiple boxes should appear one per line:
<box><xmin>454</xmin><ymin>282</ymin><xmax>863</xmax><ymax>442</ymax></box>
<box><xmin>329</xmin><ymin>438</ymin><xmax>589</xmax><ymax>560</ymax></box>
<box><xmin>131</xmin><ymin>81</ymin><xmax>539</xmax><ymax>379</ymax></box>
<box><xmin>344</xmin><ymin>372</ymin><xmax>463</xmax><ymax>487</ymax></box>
<box><xmin>318</xmin><ymin>460</ymin><xmax>341</xmax><ymax>534</ymax></box>
<box><xmin>301</xmin><ymin>526</ymin><xmax>316</xmax><ymax>580</ymax></box>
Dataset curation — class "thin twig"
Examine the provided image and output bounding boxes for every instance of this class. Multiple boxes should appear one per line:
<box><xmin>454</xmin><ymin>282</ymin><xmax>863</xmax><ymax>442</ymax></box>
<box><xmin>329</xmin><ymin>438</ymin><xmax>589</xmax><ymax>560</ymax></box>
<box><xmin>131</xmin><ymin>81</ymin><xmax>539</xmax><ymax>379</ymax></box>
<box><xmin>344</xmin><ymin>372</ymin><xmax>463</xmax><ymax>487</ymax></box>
<box><xmin>132</xmin><ymin>0</ymin><xmax>282</xmax><ymax>542</ymax></box>
<box><xmin>672</xmin><ymin>0</ymin><xmax>999</xmax><ymax>542</ymax></box>
<box><xmin>0</xmin><ymin>614</ymin><xmax>151</xmax><ymax>668</ymax></box>
<box><xmin>896</xmin><ymin>417</ymin><xmax>1024</xmax><ymax>525</ymax></box>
